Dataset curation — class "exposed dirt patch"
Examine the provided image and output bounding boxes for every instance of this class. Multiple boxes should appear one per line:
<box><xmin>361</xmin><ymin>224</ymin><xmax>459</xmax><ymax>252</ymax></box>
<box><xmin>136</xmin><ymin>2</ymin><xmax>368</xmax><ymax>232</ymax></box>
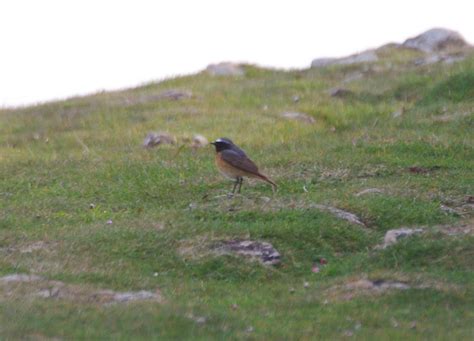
<box><xmin>0</xmin><ymin>274</ymin><xmax>163</xmax><ymax>305</ymax></box>
<box><xmin>433</xmin><ymin>218</ymin><xmax>474</xmax><ymax>236</ymax></box>
<box><xmin>325</xmin><ymin>275</ymin><xmax>461</xmax><ymax>302</ymax></box>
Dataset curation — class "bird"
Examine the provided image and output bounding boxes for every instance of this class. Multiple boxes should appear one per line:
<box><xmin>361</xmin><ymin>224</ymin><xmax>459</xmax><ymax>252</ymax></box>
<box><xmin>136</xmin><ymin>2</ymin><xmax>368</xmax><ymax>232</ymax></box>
<box><xmin>210</xmin><ymin>138</ymin><xmax>277</xmax><ymax>194</ymax></box>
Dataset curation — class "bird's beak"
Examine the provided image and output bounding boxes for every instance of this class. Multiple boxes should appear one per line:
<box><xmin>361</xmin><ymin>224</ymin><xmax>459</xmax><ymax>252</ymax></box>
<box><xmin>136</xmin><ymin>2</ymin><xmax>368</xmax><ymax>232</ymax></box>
<box><xmin>210</xmin><ymin>142</ymin><xmax>216</xmax><ymax>146</ymax></box>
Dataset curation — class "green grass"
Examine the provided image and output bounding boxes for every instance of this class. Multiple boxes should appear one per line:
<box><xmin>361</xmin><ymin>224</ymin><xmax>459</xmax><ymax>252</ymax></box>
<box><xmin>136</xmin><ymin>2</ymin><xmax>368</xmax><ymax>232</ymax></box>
<box><xmin>1</xmin><ymin>46</ymin><xmax>473</xmax><ymax>339</ymax></box>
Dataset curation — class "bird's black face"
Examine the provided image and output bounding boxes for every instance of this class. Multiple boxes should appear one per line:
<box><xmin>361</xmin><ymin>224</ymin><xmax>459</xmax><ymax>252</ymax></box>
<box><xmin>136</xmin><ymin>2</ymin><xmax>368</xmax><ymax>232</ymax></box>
<box><xmin>211</xmin><ymin>138</ymin><xmax>234</xmax><ymax>152</ymax></box>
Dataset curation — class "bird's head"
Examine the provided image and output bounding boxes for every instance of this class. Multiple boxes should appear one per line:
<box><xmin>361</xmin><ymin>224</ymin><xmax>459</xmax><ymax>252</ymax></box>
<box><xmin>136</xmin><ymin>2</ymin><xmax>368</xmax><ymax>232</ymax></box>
<box><xmin>210</xmin><ymin>137</ymin><xmax>234</xmax><ymax>152</ymax></box>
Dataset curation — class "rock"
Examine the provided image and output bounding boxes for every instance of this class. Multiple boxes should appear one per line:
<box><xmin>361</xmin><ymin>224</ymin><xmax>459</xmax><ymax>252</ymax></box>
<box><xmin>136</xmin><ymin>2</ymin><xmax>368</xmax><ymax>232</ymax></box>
<box><xmin>311</xmin><ymin>204</ymin><xmax>366</xmax><ymax>227</ymax></box>
<box><xmin>156</xmin><ymin>89</ymin><xmax>192</xmax><ymax>100</ymax></box>
<box><xmin>413</xmin><ymin>54</ymin><xmax>443</xmax><ymax>66</ymax></box>
<box><xmin>281</xmin><ymin>112</ymin><xmax>315</xmax><ymax>124</ymax></box>
<box><xmin>215</xmin><ymin>240</ymin><xmax>281</xmax><ymax>265</ymax></box>
<box><xmin>0</xmin><ymin>274</ymin><xmax>43</xmax><ymax>283</ymax></box>
<box><xmin>190</xmin><ymin>134</ymin><xmax>208</xmax><ymax>148</ymax></box>
<box><xmin>380</xmin><ymin>228</ymin><xmax>423</xmax><ymax>248</ymax></box>
<box><xmin>112</xmin><ymin>290</ymin><xmax>161</xmax><ymax>303</ymax></box>
<box><xmin>311</xmin><ymin>50</ymin><xmax>378</xmax><ymax>68</ymax></box>
<box><xmin>143</xmin><ymin>132</ymin><xmax>177</xmax><ymax>148</ymax></box>
<box><xmin>328</xmin><ymin>88</ymin><xmax>354</xmax><ymax>98</ymax></box>
<box><xmin>402</xmin><ymin>28</ymin><xmax>469</xmax><ymax>53</ymax></box>
<box><xmin>414</xmin><ymin>54</ymin><xmax>466</xmax><ymax>66</ymax></box>
<box><xmin>206</xmin><ymin>62</ymin><xmax>245</xmax><ymax>76</ymax></box>
<box><xmin>346</xmin><ymin>279</ymin><xmax>410</xmax><ymax>291</ymax></box>
<box><xmin>355</xmin><ymin>188</ymin><xmax>384</xmax><ymax>197</ymax></box>
<box><xmin>440</xmin><ymin>204</ymin><xmax>460</xmax><ymax>215</ymax></box>
<box><xmin>392</xmin><ymin>107</ymin><xmax>405</xmax><ymax>118</ymax></box>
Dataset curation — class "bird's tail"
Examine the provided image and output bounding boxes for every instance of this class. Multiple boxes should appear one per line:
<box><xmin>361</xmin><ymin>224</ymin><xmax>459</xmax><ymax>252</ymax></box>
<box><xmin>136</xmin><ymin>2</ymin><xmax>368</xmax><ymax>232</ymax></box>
<box><xmin>257</xmin><ymin>173</ymin><xmax>277</xmax><ymax>192</ymax></box>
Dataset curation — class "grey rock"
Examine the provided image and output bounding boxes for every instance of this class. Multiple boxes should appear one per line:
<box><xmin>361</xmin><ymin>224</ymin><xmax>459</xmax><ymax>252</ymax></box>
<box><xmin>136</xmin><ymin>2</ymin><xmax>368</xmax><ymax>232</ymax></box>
<box><xmin>311</xmin><ymin>204</ymin><xmax>366</xmax><ymax>227</ymax></box>
<box><xmin>328</xmin><ymin>88</ymin><xmax>354</xmax><ymax>98</ymax></box>
<box><xmin>403</xmin><ymin>28</ymin><xmax>469</xmax><ymax>53</ymax></box>
<box><xmin>440</xmin><ymin>204</ymin><xmax>459</xmax><ymax>215</ymax></box>
<box><xmin>346</xmin><ymin>279</ymin><xmax>410</xmax><ymax>291</ymax></box>
<box><xmin>156</xmin><ymin>89</ymin><xmax>192</xmax><ymax>100</ymax></box>
<box><xmin>143</xmin><ymin>132</ymin><xmax>177</xmax><ymax>148</ymax></box>
<box><xmin>311</xmin><ymin>50</ymin><xmax>378</xmax><ymax>68</ymax></box>
<box><xmin>0</xmin><ymin>274</ymin><xmax>43</xmax><ymax>283</ymax></box>
<box><xmin>413</xmin><ymin>54</ymin><xmax>466</xmax><ymax>66</ymax></box>
<box><xmin>355</xmin><ymin>188</ymin><xmax>384</xmax><ymax>197</ymax></box>
<box><xmin>206</xmin><ymin>62</ymin><xmax>245</xmax><ymax>76</ymax></box>
<box><xmin>190</xmin><ymin>134</ymin><xmax>208</xmax><ymax>148</ymax></box>
<box><xmin>215</xmin><ymin>240</ymin><xmax>281</xmax><ymax>265</ymax></box>
<box><xmin>281</xmin><ymin>112</ymin><xmax>315</xmax><ymax>124</ymax></box>
<box><xmin>112</xmin><ymin>290</ymin><xmax>161</xmax><ymax>302</ymax></box>
<box><xmin>381</xmin><ymin>228</ymin><xmax>423</xmax><ymax>248</ymax></box>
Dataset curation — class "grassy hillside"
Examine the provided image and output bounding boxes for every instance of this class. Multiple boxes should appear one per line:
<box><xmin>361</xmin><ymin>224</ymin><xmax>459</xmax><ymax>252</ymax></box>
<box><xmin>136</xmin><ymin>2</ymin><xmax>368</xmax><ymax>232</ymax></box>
<box><xmin>1</xmin><ymin>45</ymin><xmax>473</xmax><ymax>339</ymax></box>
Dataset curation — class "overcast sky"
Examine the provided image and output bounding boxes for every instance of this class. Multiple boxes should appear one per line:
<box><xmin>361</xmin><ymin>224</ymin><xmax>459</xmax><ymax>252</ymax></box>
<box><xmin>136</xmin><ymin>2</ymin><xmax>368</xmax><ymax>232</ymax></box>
<box><xmin>1</xmin><ymin>0</ymin><xmax>473</xmax><ymax>107</ymax></box>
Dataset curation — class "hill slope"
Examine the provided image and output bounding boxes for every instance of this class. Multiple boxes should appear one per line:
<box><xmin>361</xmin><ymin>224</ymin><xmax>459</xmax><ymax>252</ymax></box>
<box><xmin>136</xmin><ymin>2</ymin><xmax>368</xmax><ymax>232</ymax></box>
<box><xmin>1</xmin><ymin>44</ymin><xmax>473</xmax><ymax>339</ymax></box>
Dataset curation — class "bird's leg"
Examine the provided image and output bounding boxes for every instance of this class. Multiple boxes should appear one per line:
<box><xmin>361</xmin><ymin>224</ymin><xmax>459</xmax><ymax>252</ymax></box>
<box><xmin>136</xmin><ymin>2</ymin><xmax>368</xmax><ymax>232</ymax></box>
<box><xmin>231</xmin><ymin>178</ymin><xmax>239</xmax><ymax>194</ymax></box>
<box><xmin>237</xmin><ymin>177</ymin><xmax>243</xmax><ymax>193</ymax></box>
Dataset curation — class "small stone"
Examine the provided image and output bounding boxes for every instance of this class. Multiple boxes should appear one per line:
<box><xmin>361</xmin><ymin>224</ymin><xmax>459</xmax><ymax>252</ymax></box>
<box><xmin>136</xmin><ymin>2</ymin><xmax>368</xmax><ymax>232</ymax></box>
<box><xmin>355</xmin><ymin>188</ymin><xmax>384</xmax><ymax>197</ymax></box>
<box><xmin>112</xmin><ymin>290</ymin><xmax>161</xmax><ymax>303</ymax></box>
<box><xmin>195</xmin><ymin>316</ymin><xmax>207</xmax><ymax>324</ymax></box>
<box><xmin>281</xmin><ymin>112</ymin><xmax>315</xmax><ymax>124</ymax></box>
<box><xmin>143</xmin><ymin>132</ymin><xmax>177</xmax><ymax>148</ymax></box>
<box><xmin>380</xmin><ymin>228</ymin><xmax>423</xmax><ymax>248</ymax></box>
<box><xmin>0</xmin><ymin>274</ymin><xmax>43</xmax><ymax>283</ymax></box>
<box><xmin>89</xmin><ymin>203</ymin><xmax>95</xmax><ymax>209</ymax></box>
<box><xmin>289</xmin><ymin>287</ymin><xmax>295</xmax><ymax>293</ymax></box>
<box><xmin>392</xmin><ymin>109</ymin><xmax>404</xmax><ymax>118</ymax></box>
<box><xmin>304</xmin><ymin>281</ymin><xmax>310</xmax><ymax>288</ymax></box>
<box><xmin>106</xmin><ymin>219</ymin><xmax>113</xmax><ymax>225</ymax></box>
<box><xmin>190</xmin><ymin>134</ymin><xmax>208</xmax><ymax>148</ymax></box>
<box><xmin>440</xmin><ymin>204</ymin><xmax>459</xmax><ymax>215</ymax></box>
<box><xmin>292</xmin><ymin>95</ymin><xmax>300</xmax><ymax>102</ymax></box>
<box><xmin>214</xmin><ymin>240</ymin><xmax>281</xmax><ymax>266</ymax></box>
<box><xmin>311</xmin><ymin>204</ymin><xmax>366</xmax><ymax>227</ymax></box>
<box><xmin>156</xmin><ymin>89</ymin><xmax>192</xmax><ymax>100</ymax></box>
<box><xmin>329</xmin><ymin>88</ymin><xmax>353</xmax><ymax>98</ymax></box>
<box><xmin>245</xmin><ymin>326</ymin><xmax>254</xmax><ymax>333</ymax></box>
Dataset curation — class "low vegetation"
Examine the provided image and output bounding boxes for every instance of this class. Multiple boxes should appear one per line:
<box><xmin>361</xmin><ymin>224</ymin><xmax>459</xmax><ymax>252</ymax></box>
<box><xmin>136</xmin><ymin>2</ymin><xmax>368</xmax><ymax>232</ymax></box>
<box><xmin>0</xmin><ymin>45</ymin><xmax>473</xmax><ymax>339</ymax></box>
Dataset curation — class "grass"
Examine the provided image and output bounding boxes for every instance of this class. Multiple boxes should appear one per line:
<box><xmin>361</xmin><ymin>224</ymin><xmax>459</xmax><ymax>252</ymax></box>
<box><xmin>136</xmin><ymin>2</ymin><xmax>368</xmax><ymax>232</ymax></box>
<box><xmin>0</xmin><ymin>45</ymin><xmax>473</xmax><ymax>339</ymax></box>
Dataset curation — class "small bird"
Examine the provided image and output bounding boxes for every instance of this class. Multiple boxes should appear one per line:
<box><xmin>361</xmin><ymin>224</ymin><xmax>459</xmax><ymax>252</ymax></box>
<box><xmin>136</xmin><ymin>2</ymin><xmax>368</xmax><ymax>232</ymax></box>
<box><xmin>210</xmin><ymin>138</ymin><xmax>277</xmax><ymax>194</ymax></box>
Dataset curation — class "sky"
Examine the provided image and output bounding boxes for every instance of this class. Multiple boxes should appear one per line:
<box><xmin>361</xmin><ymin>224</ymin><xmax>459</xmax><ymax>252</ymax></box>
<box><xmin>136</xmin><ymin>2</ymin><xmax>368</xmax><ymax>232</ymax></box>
<box><xmin>1</xmin><ymin>0</ymin><xmax>473</xmax><ymax>107</ymax></box>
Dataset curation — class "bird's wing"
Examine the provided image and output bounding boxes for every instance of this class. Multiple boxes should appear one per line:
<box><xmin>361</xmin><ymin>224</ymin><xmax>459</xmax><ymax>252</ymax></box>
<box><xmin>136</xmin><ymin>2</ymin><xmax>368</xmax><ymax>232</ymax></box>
<box><xmin>220</xmin><ymin>149</ymin><xmax>260</xmax><ymax>175</ymax></box>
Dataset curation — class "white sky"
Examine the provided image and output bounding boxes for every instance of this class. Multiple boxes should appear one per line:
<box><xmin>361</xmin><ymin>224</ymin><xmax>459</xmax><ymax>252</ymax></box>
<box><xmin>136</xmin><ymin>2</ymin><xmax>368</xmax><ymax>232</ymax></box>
<box><xmin>1</xmin><ymin>0</ymin><xmax>473</xmax><ymax>107</ymax></box>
